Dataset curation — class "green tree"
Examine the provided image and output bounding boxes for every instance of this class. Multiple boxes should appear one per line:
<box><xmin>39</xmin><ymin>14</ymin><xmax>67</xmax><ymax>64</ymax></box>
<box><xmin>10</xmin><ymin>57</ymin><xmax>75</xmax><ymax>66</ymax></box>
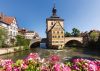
<box><xmin>65</xmin><ymin>32</ymin><xmax>71</xmax><ymax>37</ymax></box>
<box><xmin>97</xmin><ymin>34</ymin><xmax>100</xmax><ymax>48</ymax></box>
<box><xmin>89</xmin><ymin>31</ymin><xmax>99</xmax><ymax>42</ymax></box>
<box><xmin>16</xmin><ymin>35</ymin><xmax>30</xmax><ymax>49</ymax></box>
<box><xmin>15</xmin><ymin>35</ymin><xmax>25</xmax><ymax>46</ymax></box>
<box><xmin>10</xmin><ymin>38</ymin><xmax>16</xmax><ymax>46</ymax></box>
<box><xmin>88</xmin><ymin>31</ymin><xmax>100</xmax><ymax>48</ymax></box>
<box><xmin>0</xmin><ymin>28</ymin><xmax>8</xmax><ymax>48</ymax></box>
<box><xmin>72</xmin><ymin>28</ymin><xmax>80</xmax><ymax>37</ymax></box>
<box><xmin>23</xmin><ymin>39</ymin><xmax>30</xmax><ymax>49</ymax></box>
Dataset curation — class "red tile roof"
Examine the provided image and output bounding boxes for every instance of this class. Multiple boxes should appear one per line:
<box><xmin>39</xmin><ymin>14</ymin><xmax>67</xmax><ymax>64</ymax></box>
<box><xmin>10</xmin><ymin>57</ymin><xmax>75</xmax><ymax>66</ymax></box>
<box><xmin>3</xmin><ymin>16</ymin><xmax>14</xmax><ymax>25</ymax></box>
<box><xmin>0</xmin><ymin>13</ymin><xmax>15</xmax><ymax>25</ymax></box>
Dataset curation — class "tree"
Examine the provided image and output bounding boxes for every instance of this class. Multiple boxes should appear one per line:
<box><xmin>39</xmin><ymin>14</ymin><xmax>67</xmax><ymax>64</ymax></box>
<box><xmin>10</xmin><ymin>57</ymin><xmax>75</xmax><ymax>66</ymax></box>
<box><xmin>72</xmin><ymin>28</ymin><xmax>80</xmax><ymax>37</ymax></box>
<box><xmin>15</xmin><ymin>35</ymin><xmax>25</xmax><ymax>46</ymax></box>
<box><xmin>89</xmin><ymin>31</ymin><xmax>99</xmax><ymax>42</ymax></box>
<box><xmin>15</xmin><ymin>35</ymin><xmax>30</xmax><ymax>49</ymax></box>
<box><xmin>65</xmin><ymin>32</ymin><xmax>71</xmax><ymax>37</ymax></box>
<box><xmin>0</xmin><ymin>28</ymin><xmax>8</xmax><ymax>48</ymax></box>
<box><xmin>10</xmin><ymin>38</ymin><xmax>16</xmax><ymax>46</ymax></box>
<box><xmin>88</xmin><ymin>31</ymin><xmax>99</xmax><ymax>48</ymax></box>
<box><xmin>97</xmin><ymin>34</ymin><xmax>100</xmax><ymax>48</ymax></box>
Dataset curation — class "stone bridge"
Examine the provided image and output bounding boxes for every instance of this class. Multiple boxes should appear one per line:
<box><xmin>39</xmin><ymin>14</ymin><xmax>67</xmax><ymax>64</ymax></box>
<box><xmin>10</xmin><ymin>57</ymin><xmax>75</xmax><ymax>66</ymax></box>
<box><xmin>29</xmin><ymin>37</ymin><xmax>83</xmax><ymax>48</ymax></box>
<box><xmin>29</xmin><ymin>37</ymin><xmax>41</xmax><ymax>48</ymax></box>
<box><xmin>65</xmin><ymin>37</ymin><xmax>83</xmax><ymax>44</ymax></box>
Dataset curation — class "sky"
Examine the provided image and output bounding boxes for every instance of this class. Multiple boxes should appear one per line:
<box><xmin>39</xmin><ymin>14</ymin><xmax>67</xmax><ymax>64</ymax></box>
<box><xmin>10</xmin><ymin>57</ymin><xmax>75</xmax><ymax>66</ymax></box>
<box><xmin>0</xmin><ymin>0</ymin><xmax>100</xmax><ymax>38</ymax></box>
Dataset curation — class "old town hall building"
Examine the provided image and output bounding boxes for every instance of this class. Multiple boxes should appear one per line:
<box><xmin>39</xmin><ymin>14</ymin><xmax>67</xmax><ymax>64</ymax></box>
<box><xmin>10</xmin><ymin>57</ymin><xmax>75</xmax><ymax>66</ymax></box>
<box><xmin>46</xmin><ymin>5</ymin><xmax>65</xmax><ymax>49</ymax></box>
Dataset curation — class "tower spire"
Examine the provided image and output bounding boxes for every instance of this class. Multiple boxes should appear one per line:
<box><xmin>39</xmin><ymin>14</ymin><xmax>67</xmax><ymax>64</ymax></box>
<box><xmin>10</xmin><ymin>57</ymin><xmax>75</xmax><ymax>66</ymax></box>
<box><xmin>52</xmin><ymin>3</ymin><xmax>57</xmax><ymax>16</ymax></box>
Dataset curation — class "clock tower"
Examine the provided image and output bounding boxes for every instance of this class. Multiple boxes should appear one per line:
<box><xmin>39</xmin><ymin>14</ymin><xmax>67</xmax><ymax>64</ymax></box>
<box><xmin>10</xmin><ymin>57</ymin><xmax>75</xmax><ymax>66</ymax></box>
<box><xmin>46</xmin><ymin>5</ymin><xmax>64</xmax><ymax>49</ymax></box>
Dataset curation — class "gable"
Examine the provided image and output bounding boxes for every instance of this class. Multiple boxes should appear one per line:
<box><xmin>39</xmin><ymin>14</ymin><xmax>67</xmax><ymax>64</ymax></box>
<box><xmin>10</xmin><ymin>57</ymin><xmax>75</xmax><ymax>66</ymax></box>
<box><xmin>48</xmin><ymin>21</ymin><xmax>64</xmax><ymax>32</ymax></box>
<box><xmin>52</xmin><ymin>22</ymin><xmax>62</xmax><ymax>30</ymax></box>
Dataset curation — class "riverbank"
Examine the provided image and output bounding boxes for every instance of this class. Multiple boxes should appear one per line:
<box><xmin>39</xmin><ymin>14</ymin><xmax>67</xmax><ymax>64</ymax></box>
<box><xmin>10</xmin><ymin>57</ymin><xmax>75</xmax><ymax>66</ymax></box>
<box><xmin>0</xmin><ymin>46</ymin><xmax>28</xmax><ymax>55</ymax></box>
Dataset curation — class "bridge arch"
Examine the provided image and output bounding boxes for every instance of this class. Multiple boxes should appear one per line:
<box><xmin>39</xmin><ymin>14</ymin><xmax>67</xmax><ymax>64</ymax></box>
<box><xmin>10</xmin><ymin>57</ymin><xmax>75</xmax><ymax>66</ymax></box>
<box><xmin>29</xmin><ymin>38</ymin><xmax>41</xmax><ymax>48</ymax></box>
<box><xmin>30</xmin><ymin>41</ymin><xmax>41</xmax><ymax>48</ymax></box>
<box><xmin>65</xmin><ymin>40</ymin><xmax>82</xmax><ymax>47</ymax></box>
<box><xmin>65</xmin><ymin>37</ymin><xmax>83</xmax><ymax>47</ymax></box>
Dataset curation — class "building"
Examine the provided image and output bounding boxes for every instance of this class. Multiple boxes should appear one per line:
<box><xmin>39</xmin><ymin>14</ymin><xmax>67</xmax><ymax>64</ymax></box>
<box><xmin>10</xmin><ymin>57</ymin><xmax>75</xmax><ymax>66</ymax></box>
<box><xmin>0</xmin><ymin>21</ymin><xmax>8</xmax><ymax>29</ymax></box>
<box><xmin>18</xmin><ymin>28</ymin><xmax>27</xmax><ymax>36</ymax></box>
<box><xmin>25</xmin><ymin>31</ymin><xmax>36</xmax><ymax>40</ymax></box>
<box><xmin>18</xmin><ymin>28</ymin><xmax>39</xmax><ymax>40</ymax></box>
<box><xmin>0</xmin><ymin>13</ymin><xmax>18</xmax><ymax>43</ymax></box>
<box><xmin>46</xmin><ymin>5</ymin><xmax>65</xmax><ymax>49</ymax></box>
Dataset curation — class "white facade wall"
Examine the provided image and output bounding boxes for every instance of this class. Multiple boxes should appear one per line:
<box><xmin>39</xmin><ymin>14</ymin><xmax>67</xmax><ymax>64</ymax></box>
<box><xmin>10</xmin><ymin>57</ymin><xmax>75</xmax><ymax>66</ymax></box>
<box><xmin>25</xmin><ymin>32</ymin><xmax>35</xmax><ymax>39</ymax></box>
<box><xmin>0</xmin><ymin>22</ymin><xmax>8</xmax><ymax>29</ymax></box>
<box><xmin>8</xmin><ymin>18</ymin><xmax>18</xmax><ymax>39</ymax></box>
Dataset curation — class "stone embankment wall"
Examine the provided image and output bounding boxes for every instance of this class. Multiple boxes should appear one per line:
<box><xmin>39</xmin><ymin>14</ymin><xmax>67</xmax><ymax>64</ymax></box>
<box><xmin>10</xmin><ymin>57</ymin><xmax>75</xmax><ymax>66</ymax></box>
<box><xmin>0</xmin><ymin>46</ymin><xmax>24</xmax><ymax>55</ymax></box>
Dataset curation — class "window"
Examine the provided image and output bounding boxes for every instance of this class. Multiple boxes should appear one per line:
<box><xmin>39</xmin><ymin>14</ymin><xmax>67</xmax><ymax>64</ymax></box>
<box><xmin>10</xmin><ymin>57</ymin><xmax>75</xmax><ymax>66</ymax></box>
<box><xmin>58</xmin><ymin>36</ymin><xmax>60</xmax><ymax>38</ymax></box>
<box><xmin>61</xmin><ymin>41</ymin><xmax>63</xmax><ymax>43</ymax></box>
<box><xmin>55</xmin><ymin>36</ymin><xmax>57</xmax><ymax>38</ymax></box>
<box><xmin>56</xmin><ymin>41</ymin><xmax>58</xmax><ymax>43</ymax></box>
<box><xmin>57</xmin><ymin>31</ymin><xmax>59</xmax><ymax>34</ymax></box>
<box><xmin>51</xmin><ymin>22</ymin><xmax>53</xmax><ymax>25</ymax></box>
<box><xmin>52</xmin><ymin>36</ymin><xmax>55</xmax><ymax>38</ymax></box>
<box><xmin>61</xmin><ymin>31</ymin><xmax>63</xmax><ymax>34</ymax></box>
<box><xmin>13</xmin><ymin>32</ymin><xmax>15</xmax><ymax>36</ymax></box>
<box><xmin>53</xmin><ymin>31</ymin><xmax>55</xmax><ymax>34</ymax></box>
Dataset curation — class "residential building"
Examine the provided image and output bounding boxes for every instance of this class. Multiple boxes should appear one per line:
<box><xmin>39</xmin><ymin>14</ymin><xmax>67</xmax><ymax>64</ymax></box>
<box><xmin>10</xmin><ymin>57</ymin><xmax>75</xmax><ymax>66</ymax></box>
<box><xmin>25</xmin><ymin>31</ymin><xmax>36</xmax><ymax>40</ymax></box>
<box><xmin>46</xmin><ymin>5</ymin><xmax>65</xmax><ymax>49</ymax></box>
<box><xmin>0</xmin><ymin>21</ymin><xmax>8</xmax><ymax>29</ymax></box>
<box><xmin>18</xmin><ymin>28</ymin><xmax>39</xmax><ymax>40</ymax></box>
<box><xmin>0</xmin><ymin>13</ymin><xmax>18</xmax><ymax>44</ymax></box>
<box><xmin>18</xmin><ymin>28</ymin><xmax>27</xmax><ymax>36</ymax></box>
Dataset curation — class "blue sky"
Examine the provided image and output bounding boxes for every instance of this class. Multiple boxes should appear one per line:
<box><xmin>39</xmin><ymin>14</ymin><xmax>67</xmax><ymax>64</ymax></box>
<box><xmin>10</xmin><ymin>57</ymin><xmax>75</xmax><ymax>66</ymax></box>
<box><xmin>0</xmin><ymin>0</ymin><xmax>100</xmax><ymax>38</ymax></box>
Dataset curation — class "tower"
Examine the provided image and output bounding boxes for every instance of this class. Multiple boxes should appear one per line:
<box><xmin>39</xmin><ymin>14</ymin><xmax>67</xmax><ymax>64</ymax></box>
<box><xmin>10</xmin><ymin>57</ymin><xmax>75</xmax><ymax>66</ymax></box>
<box><xmin>46</xmin><ymin>5</ymin><xmax>65</xmax><ymax>49</ymax></box>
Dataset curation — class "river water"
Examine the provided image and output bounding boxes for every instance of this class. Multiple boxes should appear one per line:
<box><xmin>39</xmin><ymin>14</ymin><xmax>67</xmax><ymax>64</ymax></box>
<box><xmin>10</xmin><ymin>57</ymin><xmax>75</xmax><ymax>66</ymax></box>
<box><xmin>0</xmin><ymin>47</ymin><xmax>100</xmax><ymax>62</ymax></box>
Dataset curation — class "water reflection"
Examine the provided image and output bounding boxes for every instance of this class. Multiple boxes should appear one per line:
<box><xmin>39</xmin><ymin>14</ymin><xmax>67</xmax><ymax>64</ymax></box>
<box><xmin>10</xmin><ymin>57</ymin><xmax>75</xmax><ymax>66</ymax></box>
<box><xmin>0</xmin><ymin>47</ymin><xmax>100</xmax><ymax>62</ymax></box>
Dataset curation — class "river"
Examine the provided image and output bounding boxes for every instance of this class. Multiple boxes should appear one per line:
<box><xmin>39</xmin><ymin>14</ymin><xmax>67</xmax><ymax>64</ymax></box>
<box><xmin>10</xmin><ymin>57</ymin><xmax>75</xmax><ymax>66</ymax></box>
<box><xmin>0</xmin><ymin>47</ymin><xmax>100</xmax><ymax>62</ymax></box>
